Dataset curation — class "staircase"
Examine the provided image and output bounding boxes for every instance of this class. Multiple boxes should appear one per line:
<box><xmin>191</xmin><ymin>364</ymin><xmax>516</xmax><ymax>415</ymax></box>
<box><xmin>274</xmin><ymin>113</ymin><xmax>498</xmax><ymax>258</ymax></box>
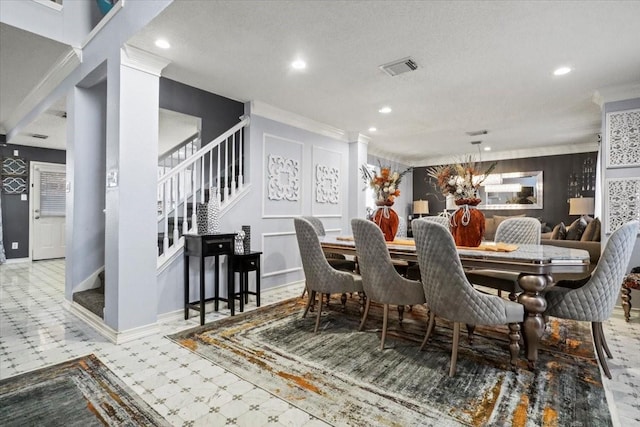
<box><xmin>157</xmin><ymin>117</ymin><xmax>250</xmax><ymax>266</ymax></box>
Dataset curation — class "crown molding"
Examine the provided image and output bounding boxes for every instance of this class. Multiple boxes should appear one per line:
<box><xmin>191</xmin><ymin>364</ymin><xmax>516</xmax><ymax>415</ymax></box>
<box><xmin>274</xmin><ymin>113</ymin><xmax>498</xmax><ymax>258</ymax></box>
<box><xmin>347</xmin><ymin>132</ymin><xmax>370</xmax><ymax>144</ymax></box>
<box><xmin>250</xmin><ymin>100</ymin><xmax>348</xmax><ymax>142</ymax></box>
<box><xmin>3</xmin><ymin>47</ymin><xmax>80</xmax><ymax>135</ymax></box>
<box><xmin>592</xmin><ymin>83</ymin><xmax>640</xmax><ymax>108</ymax></box>
<box><xmin>419</xmin><ymin>142</ymin><xmax>600</xmax><ymax>167</ymax></box>
<box><xmin>120</xmin><ymin>44</ymin><xmax>171</xmax><ymax>76</ymax></box>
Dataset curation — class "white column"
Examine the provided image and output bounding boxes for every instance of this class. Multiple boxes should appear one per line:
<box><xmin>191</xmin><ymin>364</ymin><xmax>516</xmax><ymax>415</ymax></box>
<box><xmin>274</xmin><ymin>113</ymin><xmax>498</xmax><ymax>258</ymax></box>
<box><xmin>103</xmin><ymin>45</ymin><xmax>170</xmax><ymax>333</ymax></box>
<box><xmin>348</xmin><ymin>132</ymin><xmax>370</xmax><ymax>234</ymax></box>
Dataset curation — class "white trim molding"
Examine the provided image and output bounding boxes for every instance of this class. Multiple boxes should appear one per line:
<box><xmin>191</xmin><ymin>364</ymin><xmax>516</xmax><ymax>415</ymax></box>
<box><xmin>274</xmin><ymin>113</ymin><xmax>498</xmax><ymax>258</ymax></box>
<box><xmin>250</xmin><ymin>101</ymin><xmax>348</xmax><ymax>142</ymax></box>
<box><xmin>593</xmin><ymin>83</ymin><xmax>640</xmax><ymax>108</ymax></box>
<box><xmin>121</xmin><ymin>44</ymin><xmax>171</xmax><ymax>76</ymax></box>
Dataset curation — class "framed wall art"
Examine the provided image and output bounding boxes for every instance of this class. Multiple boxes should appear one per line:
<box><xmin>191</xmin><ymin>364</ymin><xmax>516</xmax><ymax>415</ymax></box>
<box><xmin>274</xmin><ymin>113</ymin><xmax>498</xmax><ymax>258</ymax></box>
<box><xmin>605</xmin><ymin>177</ymin><xmax>640</xmax><ymax>234</ymax></box>
<box><xmin>605</xmin><ymin>109</ymin><xmax>640</xmax><ymax>168</ymax></box>
<box><xmin>1</xmin><ymin>157</ymin><xmax>29</xmax><ymax>194</ymax></box>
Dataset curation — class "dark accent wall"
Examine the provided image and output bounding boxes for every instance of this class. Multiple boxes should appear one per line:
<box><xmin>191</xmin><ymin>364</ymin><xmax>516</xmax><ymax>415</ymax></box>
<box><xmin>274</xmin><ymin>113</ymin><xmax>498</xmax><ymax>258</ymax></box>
<box><xmin>413</xmin><ymin>152</ymin><xmax>598</xmax><ymax>228</ymax></box>
<box><xmin>159</xmin><ymin>78</ymin><xmax>244</xmax><ymax>145</ymax></box>
<box><xmin>0</xmin><ymin>144</ymin><xmax>66</xmax><ymax>259</ymax></box>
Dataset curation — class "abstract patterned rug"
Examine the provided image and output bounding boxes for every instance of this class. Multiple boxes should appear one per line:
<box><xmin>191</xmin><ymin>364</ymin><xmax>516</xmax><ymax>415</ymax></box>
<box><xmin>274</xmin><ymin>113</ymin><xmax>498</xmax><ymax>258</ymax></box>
<box><xmin>169</xmin><ymin>297</ymin><xmax>612</xmax><ymax>427</ymax></box>
<box><xmin>0</xmin><ymin>354</ymin><xmax>169</xmax><ymax>427</ymax></box>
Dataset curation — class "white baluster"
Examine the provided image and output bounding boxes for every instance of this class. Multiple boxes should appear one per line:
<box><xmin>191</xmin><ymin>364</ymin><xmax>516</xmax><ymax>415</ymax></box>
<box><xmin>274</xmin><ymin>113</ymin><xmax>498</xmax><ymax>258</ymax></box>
<box><xmin>217</xmin><ymin>145</ymin><xmax>220</xmax><ymax>199</ymax></box>
<box><xmin>238</xmin><ymin>128</ymin><xmax>244</xmax><ymax>189</ymax></box>
<box><xmin>225</xmin><ymin>138</ymin><xmax>230</xmax><ymax>198</ymax></box>
<box><xmin>231</xmin><ymin>133</ymin><xmax>236</xmax><ymax>197</ymax></box>
<box><xmin>181</xmin><ymin>170</ymin><xmax>189</xmax><ymax>234</ymax></box>
<box><xmin>163</xmin><ymin>182</ymin><xmax>169</xmax><ymax>255</ymax></box>
<box><xmin>191</xmin><ymin>165</ymin><xmax>197</xmax><ymax>228</ymax></box>
<box><xmin>200</xmin><ymin>157</ymin><xmax>205</xmax><ymax>203</ymax></box>
<box><xmin>172</xmin><ymin>176</ymin><xmax>179</xmax><ymax>246</ymax></box>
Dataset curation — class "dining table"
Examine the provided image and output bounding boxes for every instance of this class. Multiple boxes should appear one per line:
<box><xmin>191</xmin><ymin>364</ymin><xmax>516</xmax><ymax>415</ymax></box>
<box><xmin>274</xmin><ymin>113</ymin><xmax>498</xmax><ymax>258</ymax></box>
<box><xmin>320</xmin><ymin>236</ymin><xmax>591</xmax><ymax>369</ymax></box>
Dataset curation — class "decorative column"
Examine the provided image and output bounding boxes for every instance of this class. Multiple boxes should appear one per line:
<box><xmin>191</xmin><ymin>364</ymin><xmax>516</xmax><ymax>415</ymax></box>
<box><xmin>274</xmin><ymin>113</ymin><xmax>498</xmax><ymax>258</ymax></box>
<box><xmin>348</xmin><ymin>132</ymin><xmax>369</xmax><ymax>229</ymax></box>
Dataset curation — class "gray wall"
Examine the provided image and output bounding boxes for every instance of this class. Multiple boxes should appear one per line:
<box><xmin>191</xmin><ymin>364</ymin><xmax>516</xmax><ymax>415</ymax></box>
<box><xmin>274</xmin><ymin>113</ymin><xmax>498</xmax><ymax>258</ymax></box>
<box><xmin>413</xmin><ymin>152</ymin><xmax>598</xmax><ymax>229</ymax></box>
<box><xmin>0</xmin><ymin>144</ymin><xmax>65</xmax><ymax>259</ymax></box>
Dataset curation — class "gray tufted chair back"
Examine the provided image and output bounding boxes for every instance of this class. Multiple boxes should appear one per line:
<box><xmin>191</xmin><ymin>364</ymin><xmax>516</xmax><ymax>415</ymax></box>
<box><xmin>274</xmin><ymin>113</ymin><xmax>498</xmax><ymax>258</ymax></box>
<box><xmin>396</xmin><ymin>217</ymin><xmax>407</xmax><ymax>238</ymax></box>
<box><xmin>302</xmin><ymin>216</ymin><xmax>326</xmax><ymax>236</ymax></box>
<box><xmin>495</xmin><ymin>217</ymin><xmax>541</xmax><ymax>244</ymax></box>
<box><xmin>294</xmin><ymin>217</ymin><xmax>362</xmax><ymax>295</ymax></box>
<box><xmin>413</xmin><ymin>215</ymin><xmax>450</xmax><ymax>229</ymax></box>
<box><xmin>413</xmin><ymin>220</ymin><xmax>523</xmax><ymax>325</ymax></box>
<box><xmin>413</xmin><ymin>220</ymin><xmax>523</xmax><ymax>375</ymax></box>
<box><xmin>546</xmin><ymin>220</ymin><xmax>639</xmax><ymax>322</ymax></box>
<box><xmin>351</xmin><ymin>218</ymin><xmax>425</xmax><ymax>349</ymax></box>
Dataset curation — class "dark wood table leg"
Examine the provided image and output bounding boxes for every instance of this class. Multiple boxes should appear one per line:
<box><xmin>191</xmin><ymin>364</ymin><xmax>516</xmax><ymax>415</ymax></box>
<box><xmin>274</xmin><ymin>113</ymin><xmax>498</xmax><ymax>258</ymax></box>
<box><xmin>214</xmin><ymin>255</ymin><xmax>220</xmax><ymax>312</ymax></box>
<box><xmin>256</xmin><ymin>256</ymin><xmax>261</xmax><ymax>307</ymax></box>
<box><xmin>184</xmin><ymin>253</ymin><xmax>189</xmax><ymax>320</ymax></box>
<box><xmin>239</xmin><ymin>270</ymin><xmax>244</xmax><ymax>313</ymax></box>
<box><xmin>517</xmin><ymin>273</ymin><xmax>552</xmax><ymax>369</ymax></box>
<box><xmin>621</xmin><ymin>285</ymin><xmax>631</xmax><ymax>322</ymax></box>
<box><xmin>199</xmin><ymin>252</ymin><xmax>205</xmax><ymax>326</ymax></box>
<box><xmin>228</xmin><ymin>256</ymin><xmax>235</xmax><ymax>316</ymax></box>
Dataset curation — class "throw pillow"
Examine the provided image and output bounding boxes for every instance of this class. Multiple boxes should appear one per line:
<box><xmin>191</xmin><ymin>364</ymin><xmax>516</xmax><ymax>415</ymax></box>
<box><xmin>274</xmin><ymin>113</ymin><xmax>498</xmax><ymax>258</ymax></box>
<box><xmin>581</xmin><ymin>217</ymin><xmax>601</xmax><ymax>242</ymax></box>
<box><xmin>566</xmin><ymin>217</ymin><xmax>587</xmax><ymax>240</ymax></box>
<box><xmin>551</xmin><ymin>222</ymin><xmax>567</xmax><ymax>240</ymax></box>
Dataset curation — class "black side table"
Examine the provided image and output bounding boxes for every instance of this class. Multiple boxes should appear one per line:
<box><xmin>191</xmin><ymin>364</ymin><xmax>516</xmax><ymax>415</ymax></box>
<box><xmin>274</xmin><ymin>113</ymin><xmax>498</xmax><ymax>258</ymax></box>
<box><xmin>230</xmin><ymin>251</ymin><xmax>262</xmax><ymax>313</ymax></box>
<box><xmin>184</xmin><ymin>233</ymin><xmax>236</xmax><ymax>325</ymax></box>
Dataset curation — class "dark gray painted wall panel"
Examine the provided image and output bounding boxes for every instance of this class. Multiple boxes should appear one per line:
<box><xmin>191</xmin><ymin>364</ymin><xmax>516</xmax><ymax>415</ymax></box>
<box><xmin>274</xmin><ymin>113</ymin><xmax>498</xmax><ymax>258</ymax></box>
<box><xmin>0</xmin><ymin>145</ymin><xmax>66</xmax><ymax>258</ymax></box>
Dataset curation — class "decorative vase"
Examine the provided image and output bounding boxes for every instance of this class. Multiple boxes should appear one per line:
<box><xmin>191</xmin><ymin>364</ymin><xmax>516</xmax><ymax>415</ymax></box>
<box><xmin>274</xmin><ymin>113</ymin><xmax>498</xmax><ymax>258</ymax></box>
<box><xmin>372</xmin><ymin>200</ymin><xmax>399</xmax><ymax>241</ymax></box>
<box><xmin>208</xmin><ymin>188</ymin><xmax>221</xmax><ymax>233</ymax></box>
<box><xmin>195</xmin><ymin>202</ymin><xmax>211</xmax><ymax>234</ymax></box>
<box><xmin>242</xmin><ymin>225</ymin><xmax>251</xmax><ymax>253</ymax></box>
<box><xmin>450</xmin><ymin>198</ymin><xmax>485</xmax><ymax>247</ymax></box>
<box><xmin>234</xmin><ymin>231</ymin><xmax>245</xmax><ymax>255</ymax></box>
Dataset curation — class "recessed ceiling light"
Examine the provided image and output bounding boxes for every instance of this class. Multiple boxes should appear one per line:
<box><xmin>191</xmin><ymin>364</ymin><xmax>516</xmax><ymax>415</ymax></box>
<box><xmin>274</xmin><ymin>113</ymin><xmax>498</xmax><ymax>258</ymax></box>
<box><xmin>155</xmin><ymin>39</ymin><xmax>171</xmax><ymax>49</ymax></box>
<box><xmin>484</xmin><ymin>146</ymin><xmax>491</xmax><ymax>151</ymax></box>
<box><xmin>369</xmin><ymin>127</ymin><xmax>377</xmax><ymax>132</ymax></box>
<box><xmin>378</xmin><ymin>106</ymin><xmax>392</xmax><ymax>114</ymax></box>
<box><xmin>553</xmin><ymin>66</ymin><xmax>572</xmax><ymax>76</ymax></box>
<box><xmin>291</xmin><ymin>59</ymin><xmax>306</xmax><ymax>70</ymax></box>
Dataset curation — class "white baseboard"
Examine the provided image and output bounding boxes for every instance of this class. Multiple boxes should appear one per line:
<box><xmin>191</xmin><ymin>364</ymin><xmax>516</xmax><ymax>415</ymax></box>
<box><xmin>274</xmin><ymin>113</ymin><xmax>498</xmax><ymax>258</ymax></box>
<box><xmin>4</xmin><ymin>257</ymin><xmax>31</xmax><ymax>264</ymax></box>
<box><xmin>65</xmin><ymin>300</ymin><xmax>160</xmax><ymax>344</ymax></box>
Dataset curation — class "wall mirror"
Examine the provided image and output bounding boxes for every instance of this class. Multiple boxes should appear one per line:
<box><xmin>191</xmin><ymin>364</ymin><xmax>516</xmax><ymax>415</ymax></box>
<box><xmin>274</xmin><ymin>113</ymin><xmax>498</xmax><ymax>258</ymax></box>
<box><xmin>477</xmin><ymin>171</ymin><xmax>543</xmax><ymax>210</ymax></box>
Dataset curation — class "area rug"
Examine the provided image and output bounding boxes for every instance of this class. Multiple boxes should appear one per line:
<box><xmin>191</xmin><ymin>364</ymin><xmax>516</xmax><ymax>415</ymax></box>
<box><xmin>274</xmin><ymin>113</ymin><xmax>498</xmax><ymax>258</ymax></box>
<box><xmin>0</xmin><ymin>354</ymin><xmax>169</xmax><ymax>427</ymax></box>
<box><xmin>169</xmin><ymin>297</ymin><xmax>612</xmax><ymax>427</ymax></box>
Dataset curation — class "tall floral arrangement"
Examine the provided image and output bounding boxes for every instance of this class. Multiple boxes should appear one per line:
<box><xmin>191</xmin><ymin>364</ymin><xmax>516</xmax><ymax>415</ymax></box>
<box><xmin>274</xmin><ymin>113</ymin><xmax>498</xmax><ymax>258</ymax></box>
<box><xmin>427</xmin><ymin>157</ymin><xmax>496</xmax><ymax>202</ymax></box>
<box><xmin>361</xmin><ymin>163</ymin><xmax>412</xmax><ymax>205</ymax></box>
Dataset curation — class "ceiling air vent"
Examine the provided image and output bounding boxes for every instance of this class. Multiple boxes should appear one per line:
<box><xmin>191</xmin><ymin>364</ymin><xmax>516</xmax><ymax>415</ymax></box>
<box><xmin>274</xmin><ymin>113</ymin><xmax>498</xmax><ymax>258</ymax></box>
<box><xmin>31</xmin><ymin>134</ymin><xmax>49</xmax><ymax>139</ymax></box>
<box><xmin>379</xmin><ymin>57</ymin><xmax>419</xmax><ymax>77</ymax></box>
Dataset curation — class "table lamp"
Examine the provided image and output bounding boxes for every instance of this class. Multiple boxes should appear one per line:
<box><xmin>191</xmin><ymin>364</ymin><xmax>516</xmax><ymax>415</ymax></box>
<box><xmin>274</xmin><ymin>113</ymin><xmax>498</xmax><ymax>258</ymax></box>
<box><xmin>569</xmin><ymin>197</ymin><xmax>594</xmax><ymax>220</ymax></box>
<box><xmin>413</xmin><ymin>200</ymin><xmax>429</xmax><ymax>218</ymax></box>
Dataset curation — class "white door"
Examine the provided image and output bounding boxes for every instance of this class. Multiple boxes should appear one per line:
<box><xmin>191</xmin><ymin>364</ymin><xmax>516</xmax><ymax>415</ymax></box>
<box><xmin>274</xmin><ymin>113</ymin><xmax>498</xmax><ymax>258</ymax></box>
<box><xmin>32</xmin><ymin>162</ymin><xmax>66</xmax><ymax>260</ymax></box>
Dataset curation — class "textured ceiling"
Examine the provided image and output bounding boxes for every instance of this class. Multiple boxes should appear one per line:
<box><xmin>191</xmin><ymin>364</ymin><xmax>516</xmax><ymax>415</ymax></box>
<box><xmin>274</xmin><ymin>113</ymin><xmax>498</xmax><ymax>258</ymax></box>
<box><xmin>3</xmin><ymin>1</ymin><xmax>640</xmax><ymax>163</ymax></box>
<box><xmin>126</xmin><ymin>0</ymin><xmax>640</xmax><ymax>163</ymax></box>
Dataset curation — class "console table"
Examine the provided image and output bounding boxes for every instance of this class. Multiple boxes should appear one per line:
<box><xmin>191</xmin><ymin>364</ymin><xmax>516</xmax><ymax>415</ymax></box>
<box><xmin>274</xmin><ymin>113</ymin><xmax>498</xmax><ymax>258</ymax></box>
<box><xmin>230</xmin><ymin>251</ymin><xmax>262</xmax><ymax>313</ymax></box>
<box><xmin>184</xmin><ymin>233</ymin><xmax>236</xmax><ymax>325</ymax></box>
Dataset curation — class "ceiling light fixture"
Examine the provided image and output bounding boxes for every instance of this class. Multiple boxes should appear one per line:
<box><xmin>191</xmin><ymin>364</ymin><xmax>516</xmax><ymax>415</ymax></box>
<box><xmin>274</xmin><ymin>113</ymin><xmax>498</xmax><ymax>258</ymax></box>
<box><xmin>378</xmin><ymin>106</ymin><xmax>392</xmax><ymax>114</ymax></box>
<box><xmin>291</xmin><ymin>59</ymin><xmax>306</xmax><ymax>70</ymax></box>
<box><xmin>484</xmin><ymin>146</ymin><xmax>491</xmax><ymax>151</ymax></box>
<box><xmin>553</xmin><ymin>66</ymin><xmax>572</xmax><ymax>76</ymax></box>
<box><xmin>155</xmin><ymin>39</ymin><xmax>171</xmax><ymax>49</ymax></box>
<box><xmin>466</xmin><ymin>129</ymin><xmax>488</xmax><ymax>136</ymax></box>
<box><xmin>368</xmin><ymin>127</ymin><xmax>377</xmax><ymax>132</ymax></box>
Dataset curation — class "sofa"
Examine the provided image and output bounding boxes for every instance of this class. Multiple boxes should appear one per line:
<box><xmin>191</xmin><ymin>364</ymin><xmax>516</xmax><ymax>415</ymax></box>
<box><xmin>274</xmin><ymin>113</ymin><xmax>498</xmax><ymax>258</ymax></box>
<box><xmin>484</xmin><ymin>214</ymin><xmax>601</xmax><ymax>280</ymax></box>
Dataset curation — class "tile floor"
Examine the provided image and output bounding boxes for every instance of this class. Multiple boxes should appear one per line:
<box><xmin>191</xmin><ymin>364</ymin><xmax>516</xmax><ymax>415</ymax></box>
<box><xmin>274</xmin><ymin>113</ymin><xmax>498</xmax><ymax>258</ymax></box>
<box><xmin>1</xmin><ymin>260</ymin><xmax>639</xmax><ymax>426</ymax></box>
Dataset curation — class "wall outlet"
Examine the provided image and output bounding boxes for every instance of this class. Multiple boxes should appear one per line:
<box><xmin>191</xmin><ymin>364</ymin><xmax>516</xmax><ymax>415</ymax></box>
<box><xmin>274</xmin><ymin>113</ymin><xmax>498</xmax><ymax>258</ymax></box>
<box><xmin>11</xmin><ymin>242</ymin><xmax>18</xmax><ymax>249</ymax></box>
<box><xmin>13</xmin><ymin>149</ymin><xmax>19</xmax><ymax>156</ymax></box>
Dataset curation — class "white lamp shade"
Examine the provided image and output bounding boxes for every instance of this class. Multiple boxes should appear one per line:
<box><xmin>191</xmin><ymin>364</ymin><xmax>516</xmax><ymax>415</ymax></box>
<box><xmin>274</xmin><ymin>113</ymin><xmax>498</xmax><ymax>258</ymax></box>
<box><xmin>413</xmin><ymin>200</ymin><xmax>429</xmax><ymax>215</ymax></box>
<box><xmin>569</xmin><ymin>197</ymin><xmax>594</xmax><ymax>216</ymax></box>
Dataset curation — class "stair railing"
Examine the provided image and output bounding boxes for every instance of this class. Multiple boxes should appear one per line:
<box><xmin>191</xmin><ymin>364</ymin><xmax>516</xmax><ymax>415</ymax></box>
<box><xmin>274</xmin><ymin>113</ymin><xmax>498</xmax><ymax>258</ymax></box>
<box><xmin>157</xmin><ymin>116</ymin><xmax>249</xmax><ymax>261</ymax></box>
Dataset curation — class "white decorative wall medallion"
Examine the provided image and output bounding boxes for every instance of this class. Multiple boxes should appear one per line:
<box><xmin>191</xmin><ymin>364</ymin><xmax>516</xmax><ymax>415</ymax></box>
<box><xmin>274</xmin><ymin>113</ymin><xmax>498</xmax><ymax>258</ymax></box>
<box><xmin>315</xmin><ymin>164</ymin><xmax>339</xmax><ymax>204</ymax></box>
<box><xmin>267</xmin><ymin>154</ymin><xmax>300</xmax><ymax>201</ymax></box>
<box><xmin>605</xmin><ymin>178</ymin><xmax>640</xmax><ymax>234</ymax></box>
<box><xmin>606</xmin><ymin>109</ymin><xmax>640</xmax><ymax>168</ymax></box>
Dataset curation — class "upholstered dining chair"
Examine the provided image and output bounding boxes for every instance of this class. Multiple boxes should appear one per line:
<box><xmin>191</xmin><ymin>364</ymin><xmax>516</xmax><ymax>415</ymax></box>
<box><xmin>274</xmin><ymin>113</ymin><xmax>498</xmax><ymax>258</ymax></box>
<box><xmin>351</xmin><ymin>218</ymin><xmax>426</xmax><ymax>350</ymax></box>
<box><xmin>299</xmin><ymin>216</ymin><xmax>357</xmax><ymax>299</ymax></box>
<box><xmin>543</xmin><ymin>220</ymin><xmax>639</xmax><ymax>379</ymax></box>
<box><xmin>404</xmin><ymin>215</ymin><xmax>451</xmax><ymax>281</ymax></box>
<box><xmin>466</xmin><ymin>217</ymin><xmax>541</xmax><ymax>300</ymax></box>
<box><xmin>413</xmin><ymin>220</ymin><xmax>524</xmax><ymax>376</ymax></box>
<box><xmin>294</xmin><ymin>217</ymin><xmax>364</xmax><ymax>333</ymax></box>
